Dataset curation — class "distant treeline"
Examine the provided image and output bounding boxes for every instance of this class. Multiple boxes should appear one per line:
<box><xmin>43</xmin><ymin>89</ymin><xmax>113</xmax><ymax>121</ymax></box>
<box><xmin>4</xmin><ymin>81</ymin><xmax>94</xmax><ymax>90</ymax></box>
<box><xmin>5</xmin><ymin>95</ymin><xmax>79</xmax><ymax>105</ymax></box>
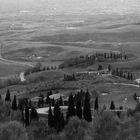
<box><xmin>59</xmin><ymin>52</ymin><xmax>128</xmax><ymax>69</ymax></box>
<box><xmin>112</xmin><ymin>67</ymin><xmax>133</xmax><ymax>80</ymax></box>
<box><xmin>63</xmin><ymin>74</ymin><xmax>76</xmax><ymax>81</ymax></box>
<box><xmin>25</xmin><ymin>62</ymin><xmax>57</xmax><ymax>76</ymax></box>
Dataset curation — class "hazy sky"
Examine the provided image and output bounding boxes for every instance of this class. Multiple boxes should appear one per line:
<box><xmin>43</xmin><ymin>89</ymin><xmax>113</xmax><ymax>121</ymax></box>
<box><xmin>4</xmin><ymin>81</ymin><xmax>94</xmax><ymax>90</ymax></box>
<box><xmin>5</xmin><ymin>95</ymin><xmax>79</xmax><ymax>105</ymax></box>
<box><xmin>0</xmin><ymin>0</ymin><xmax>140</xmax><ymax>14</ymax></box>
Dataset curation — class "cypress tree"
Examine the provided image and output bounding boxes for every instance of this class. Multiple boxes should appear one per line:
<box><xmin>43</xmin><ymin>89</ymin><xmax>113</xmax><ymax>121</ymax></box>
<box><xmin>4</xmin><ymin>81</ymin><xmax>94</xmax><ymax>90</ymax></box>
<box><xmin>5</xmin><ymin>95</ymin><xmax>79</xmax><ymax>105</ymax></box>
<box><xmin>30</xmin><ymin>107</ymin><xmax>39</xmax><ymax>121</ymax></box>
<box><xmin>59</xmin><ymin>96</ymin><xmax>63</xmax><ymax>106</ymax></box>
<box><xmin>110</xmin><ymin>100</ymin><xmax>115</xmax><ymax>110</ymax></box>
<box><xmin>12</xmin><ymin>95</ymin><xmax>17</xmax><ymax>111</ymax></box>
<box><xmin>48</xmin><ymin>106</ymin><xmax>54</xmax><ymax>128</ymax></box>
<box><xmin>53</xmin><ymin>102</ymin><xmax>61</xmax><ymax>131</ymax></box>
<box><xmin>127</xmin><ymin>72</ymin><xmax>130</xmax><ymax>80</ymax></box>
<box><xmin>25</xmin><ymin>106</ymin><xmax>30</xmax><ymax>126</ymax></box>
<box><xmin>51</xmin><ymin>98</ymin><xmax>55</xmax><ymax>106</ymax></box>
<box><xmin>108</xmin><ymin>64</ymin><xmax>112</xmax><ymax>72</ymax></box>
<box><xmin>83</xmin><ymin>90</ymin><xmax>92</xmax><ymax>122</ymax></box>
<box><xmin>76</xmin><ymin>99</ymin><xmax>82</xmax><ymax>119</ymax></box>
<box><xmin>46</xmin><ymin>95</ymin><xmax>51</xmax><ymax>105</ymax></box>
<box><xmin>67</xmin><ymin>93</ymin><xmax>75</xmax><ymax>120</ymax></box>
<box><xmin>5</xmin><ymin>89</ymin><xmax>11</xmax><ymax>102</ymax></box>
<box><xmin>29</xmin><ymin>100</ymin><xmax>32</xmax><ymax>108</ymax></box>
<box><xmin>94</xmin><ymin>96</ymin><xmax>99</xmax><ymax>111</ymax></box>
<box><xmin>133</xmin><ymin>93</ymin><xmax>137</xmax><ymax>101</ymax></box>
<box><xmin>38</xmin><ymin>99</ymin><xmax>41</xmax><ymax>108</ymax></box>
<box><xmin>130</xmin><ymin>73</ymin><xmax>133</xmax><ymax>80</ymax></box>
<box><xmin>59</xmin><ymin>113</ymin><xmax>65</xmax><ymax>131</ymax></box>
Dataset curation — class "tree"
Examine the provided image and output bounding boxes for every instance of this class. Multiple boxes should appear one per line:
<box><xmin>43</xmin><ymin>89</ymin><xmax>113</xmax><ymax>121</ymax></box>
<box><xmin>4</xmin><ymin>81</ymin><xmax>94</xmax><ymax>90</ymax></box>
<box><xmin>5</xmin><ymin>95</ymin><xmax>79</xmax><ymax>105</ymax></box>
<box><xmin>110</xmin><ymin>100</ymin><xmax>115</xmax><ymax>110</ymax></box>
<box><xmin>98</xmin><ymin>65</ymin><xmax>103</xmax><ymax>71</ymax></box>
<box><xmin>0</xmin><ymin>121</ymin><xmax>28</xmax><ymax>140</ymax></box>
<box><xmin>51</xmin><ymin>98</ymin><xmax>55</xmax><ymax>106</ymax></box>
<box><xmin>59</xmin><ymin>96</ymin><xmax>63</xmax><ymax>106</ymax></box>
<box><xmin>5</xmin><ymin>89</ymin><xmax>11</xmax><ymax>102</ymax></box>
<box><xmin>94</xmin><ymin>96</ymin><xmax>99</xmax><ymax>111</ymax></box>
<box><xmin>83</xmin><ymin>90</ymin><xmax>92</xmax><ymax>122</ymax></box>
<box><xmin>60</xmin><ymin>113</ymin><xmax>65</xmax><ymax>131</ymax></box>
<box><xmin>108</xmin><ymin>64</ymin><xmax>112</xmax><ymax>72</ymax></box>
<box><xmin>46</xmin><ymin>95</ymin><xmax>51</xmax><ymax>105</ymax></box>
<box><xmin>12</xmin><ymin>95</ymin><xmax>17</xmax><ymax>111</ymax></box>
<box><xmin>67</xmin><ymin>94</ymin><xmax>75</xmax><ymax>121</ymax></box>
<box><xmin>48</xmin><ymin>106</ymin><xmax>54</xmax><ymax>128</ymax></box>
<box><xmin>133</xmin><ymin>93</ymin><xmax>137</xmax><ymax>101</ymax></box>
<box><xmin>76</xmin><ymin>99</ymin><xmax>82</xmax><ymax>119</ymax></box>
<box><xmin>25</xmin><ymin>107</ymin><xmax>30</xmax><ymax>126</ymax></box>
<box><xmin>130</xmin><ymin>73</ymin><xmax>133</xmax><ymax>80</ymax></box>
<box><xmin>94</xmin><ymin>112</ymin><xmax>119</xmax><ymax>140</ymax></box>
<box><xmin>127</xmin><ymin>72</ymin><xmax>130</xmax><ymax>80</ymax></box>
<box><xmin>30</xmin><ymin>107</ymin><xmax>39</xmax><ymax>121</ymax></box>
<box><xmin>53</xmin><ymin>102</ymin><xmax>61</xmax><ymax>131</ymax></box>
<box><xmin>62</xmin><ymin>117</ymin><xmax>93</xmax><ymax>140</ymax></box>
<box><xmin>18</xmin><ymin>98</ymin><xmax>28</xmax><ymax>110</ymax></box>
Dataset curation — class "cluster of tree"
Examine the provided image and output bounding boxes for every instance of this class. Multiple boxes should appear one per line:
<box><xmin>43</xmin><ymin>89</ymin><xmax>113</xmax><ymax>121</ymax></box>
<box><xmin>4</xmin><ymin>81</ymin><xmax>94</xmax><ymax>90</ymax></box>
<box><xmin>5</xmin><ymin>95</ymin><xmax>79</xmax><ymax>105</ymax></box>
<box><xmin>112</xmin><ymin>68</ymin><xmax>133</xmax><ymax>80</ymax></box>
<box><xmin>133</xmin><ymin>93</ymin><xmax>140</xmax><ymax>102</ymax></box>
<box><xmin>25</xmin><ymin>62</ymin><xmax>42</xmax><ymax>76</ymax></box>
<box><xmin>45</xmin><ymin>66</ymin><xmax>57</xmax><ymax>71</ymax></box>
<box><xmin>1</xmin><ymin>89</ymin><xmax>140</xmax><ymax>140</ymax></box>
<box><xmin>37</xmin><ymin>91</ymin><xmax>63</xmax><ymax>108</ymax></box>
<box><xmin>29</xmin><ymin>102</ymin><xmax>140</xmax><ymax>140</ymax></box>
<box><xmin>4</xmin><ymin>89</ymin><xmax>39</xmax><ymax>126</ymax></box>
<box><xmin>48</xmin><ymin>90</ymin><xmax>92</xmax><ymax>132</ymax></box>
<box><xmin>95</xmin><ymin>52</ymin><xmax>128</xmax><ymax>61</ymax></box>
<box><xmin>63</xmin><ymin>74</ymin><xmax>76</xmax><ymax>81</ymax></box>
<box><xmin>59</xmin><ymin>52</ymin><xmax>128</xmax><ymax>69</ymax></box>
<box><xmin>25</xmin><ymin>62</ymin><xmax>57</xmax><ymax>76</ymax></box>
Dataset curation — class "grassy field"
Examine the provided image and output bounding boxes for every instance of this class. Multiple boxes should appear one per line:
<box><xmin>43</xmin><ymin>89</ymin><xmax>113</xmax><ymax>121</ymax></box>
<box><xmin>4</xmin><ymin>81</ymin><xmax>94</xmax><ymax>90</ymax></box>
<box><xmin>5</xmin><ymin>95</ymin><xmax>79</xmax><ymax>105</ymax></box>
<box><xmin>0</xmin><ymin>13</ymin><xmax>140</xmax><ymax>110</ymax></box>
<box><xmin>0</xmin><ymin>61</ymin><xmax>28</xmax><ymax>77</ymax></box>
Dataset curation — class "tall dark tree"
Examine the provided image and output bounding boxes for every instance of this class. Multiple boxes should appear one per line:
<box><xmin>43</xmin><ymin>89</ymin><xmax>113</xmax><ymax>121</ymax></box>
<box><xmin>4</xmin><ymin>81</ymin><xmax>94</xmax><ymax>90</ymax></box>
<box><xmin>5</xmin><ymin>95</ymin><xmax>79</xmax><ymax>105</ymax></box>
<box><xmin>83</xmin><ymin>90</ymin><xmax>92</xmax><ymax>122</ymax></box>
<box><xmin>12</xmin><ymin>95</ymin><xmax>17</xmax><ymax>111</ymax></box>
<box><xmin>127</xmin><ymin>72</ymin><xmax>130</xmax><ymax>80</ymax></box>
<box><xmin>5</xmin><ymin>89</ymin><xmax>11</xmax><ymax>102</ymax></box>
<box><xmin>29</xmin><ymin>100</ymin><xmax>32</xmax><ymax>108</ymax></box>
<box><xmin>133</xmin><ymin>93</ymin><xmax>137</xmax><ymax>101</ymax></box>
<box><xmin>98</xmin><ymin>65</ymin><xmax>103</xmax><ymax>71</ymax></box>
<box><xmin>76</xmin><ymin>99</ymin><xmax>82</xmax><ymax>119</ymax></box>
<box><xmin>67</xmin><ymin>94</ymin><xmax>75</xmax><ymax>120</ymax></box>
<box><xmin>46</xmin><ymin>95</ymin><xmax>51</xmax><ymax>105</ymax></box>
<box><xmin>51</xmin><ymin>98</ymin><xmax>55</xmax><ymax>106</ymax></box>
<box><xmin>48</xmin><ymin>106</ymin><xmax>54</xmax><ymax>128</ymax></box>
<box><xmin>94</xmin><ymin>96</ymin><xmax>99</xmax><ymax>111</ymax></box>
<box><xmin>60</xmin><ymin>113</ymin><xmax>65</xmax><ymax>131</ymax></box>
<box><xmin>25</xmin><ymin>106</ymin><xmax>30</xmax><ymax>126</ymax></box>
<box><xmin>130</xmin><ymin>73</ymin><xmax>133</xmax><ymax>80</ymax></box>
<box><xmin>18</xmin><ymin>98</ymin><xmax>28</xmax><ymax>110</ymax></box>
<box><xmin>53</xmin><ymin>102</ymin><xmax>61</xmax><ymax>131</ymax></box>
<box><xmin>108</xmin><ymin>64</ymin><xmax>112</xmax><ymax>72</ymax></box>
<box><xmin>30</xmin><ymin>107</ymin><xmax>39</xmax><ymax>121</ymax></box>
<box><xmin>110</xmin><ymin>100</ymin><xmax>115</xmax><ymax>110</ymax></box>
<box><xmin>59</xmin><ymin>96</ymin><xmax>63</xmax><ymax>106</ymax></box>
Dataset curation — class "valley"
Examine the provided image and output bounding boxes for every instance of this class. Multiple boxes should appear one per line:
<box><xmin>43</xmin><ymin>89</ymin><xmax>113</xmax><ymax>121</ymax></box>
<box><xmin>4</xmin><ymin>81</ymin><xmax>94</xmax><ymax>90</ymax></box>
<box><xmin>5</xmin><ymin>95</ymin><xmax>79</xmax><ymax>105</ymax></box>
<box><xmin>0</xmin><ymin>11</ymin><xmax>140</xmax><ymax>111</ymax></box>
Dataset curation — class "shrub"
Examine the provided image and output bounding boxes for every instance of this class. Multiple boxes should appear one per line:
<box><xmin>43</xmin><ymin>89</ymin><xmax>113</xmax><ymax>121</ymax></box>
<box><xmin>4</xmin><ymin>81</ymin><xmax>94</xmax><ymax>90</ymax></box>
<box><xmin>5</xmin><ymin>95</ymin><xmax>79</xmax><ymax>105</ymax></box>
<box><xmin>0</xmin><ymin>121</ymin><xmax>28</xmax><ymax>140</ymax></box>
